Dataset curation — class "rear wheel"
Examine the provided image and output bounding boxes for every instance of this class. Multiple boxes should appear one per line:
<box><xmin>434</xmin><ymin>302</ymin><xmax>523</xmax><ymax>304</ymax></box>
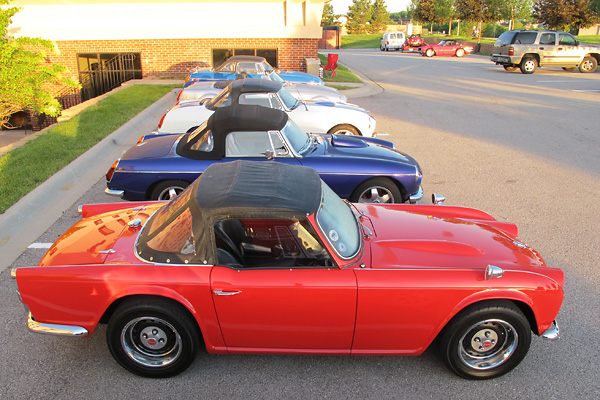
<box><xmin>151</xmin><ymin>180</ymin><xmax>190</xmax><ymax>200</ymax></box>
<box><xmin>440</xmin><ymin>301</ymin><xmax>531</xmax><ymax>380</ymax></box>
<box><xmin>456</xmin><ymin>48</ymin><xmax>465</xmax><ymax>57</ymax></box>
<box><xmin>328</xmin><ymin>124</ymin><xmax>360</xmax><ymax>136</ymax></box>
<box><xmin>107</xmin><ymin>299</ymin><xmax>200</xmax><ymax>378</ymax></box>
<box><xmin>350</xmin><ymin>178</ymin><xmax>402</xmax><ymax>204</ymax></box>
<box><xmin>519</xmin><ymin>56</ymin><xmax>537</xmax><ymax>74</ymax></box>
<box><xmin>380</xmin><ymin>45</ymin><xmax>385</xmax><ymax>51</ymax></box>
<box><xmin>579</xmin><ymin>56</ymin><xmax>597</xmax><ymax>73</ymax></box>
<box><xmin>425</xmin><ymin>48</ymin><xmax>435</xmax><ymax>57</ymax></box>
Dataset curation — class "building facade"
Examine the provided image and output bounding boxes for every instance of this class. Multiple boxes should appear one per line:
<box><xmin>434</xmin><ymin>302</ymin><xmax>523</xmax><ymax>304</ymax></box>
<box><xmin>7</xmin><ymin>0</ymin><xmax>326</xmax><ymax>86</ymax></box>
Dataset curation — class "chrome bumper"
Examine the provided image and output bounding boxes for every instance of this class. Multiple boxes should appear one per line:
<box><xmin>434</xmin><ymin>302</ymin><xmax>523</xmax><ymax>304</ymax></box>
<box><xmin>27</xmin><ymin>312</ymin><xmax>88</xmax><ymax>337</ymax></box>
<box><xmin>541</xmin><ymin>320</ymin><xmax>560</xmax><ymax>340</ymax></box>
<box><xmin>409</xmin><ymin>186</ymin><xmax>423</xmax><ymax>204</ymax></box>
<box><xmin>104</xmin><ymin>187</ymin><xmax>124</xmax><ymax>198</ymax></box>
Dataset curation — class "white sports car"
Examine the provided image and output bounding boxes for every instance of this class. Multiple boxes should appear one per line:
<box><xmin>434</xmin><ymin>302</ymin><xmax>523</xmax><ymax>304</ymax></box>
<box><xmin>160</xmin><ymin>79</ymin><xmax>375</xmax><ymax>136</ymax></box>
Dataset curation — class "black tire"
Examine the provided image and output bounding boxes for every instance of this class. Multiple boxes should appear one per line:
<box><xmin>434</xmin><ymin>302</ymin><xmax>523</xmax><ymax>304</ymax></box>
<box><xmin>579</xmin><ymin>56</ymin><xmax>597</xmax><ymax>73</ymax></box>
<box><xmin>455</xmin><ymin>48</ymin><xmax>465</xmax><ymax>57</ymax></box>
<box><xmin>328</xmin><ymin>124</ymin><xmax>360</xmax><ymax>136</ymax></box>
<box><xmin>150</xmin><ymin>180</ymin><xmax>190</xmax><ymax>200</ymax></box>
<box><xmin>380</xmin><ymin>46</ymin><xmax>385</xmax><ymax>51</ymax></box>
<box><xmin>562</xmin><ymin>67</ymin><xmax>576</xmax><ymax>72</ymax></box>
<box><xmin>425</xmin><ymin>48</ymin><xmax>435</xmax><ymax>57</ymax></box>
<box><xmin>350</xmin><ymin>177</ymin><xmax>402</xmax><ymax>203</ymax></box>
<box><xmin>439</xmin><ymin>301</ymin><xmax>531</xmax><ymax>380</ymax></box>
<box><xmin>519</xmin><ymin>56</ymin><xmax>537</xmax><ymax>74</ymax></box>
<box><xmin>503</xmin><ymin>65</ymin><xmax>518</xmax><ymax>72</ymax></box>
<box><xmin>385</xmin><ymin>47</ymin><xmax>389</xmax><ymax>52</ymax></box>
<box><xmin>107</xmin><ymin>298</ymin><xmax>201</xmax><ymax>378</ymax></box>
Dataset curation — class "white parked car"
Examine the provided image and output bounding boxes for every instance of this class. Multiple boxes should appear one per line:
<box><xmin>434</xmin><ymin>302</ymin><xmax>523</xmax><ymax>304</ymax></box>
<box><xmin>380</xmin><ymin>32</ymin><xmax>406</xmax><ymax>51</ymax></box>
<box><xmin>159</xmin><ymin>79</ymin><xmax>376</xmax><ymax>136</ymax></box>
<box><xmin>178</xmin><ymin>71</ymin><xmax>347</xmax><ymax>104</ymax></box>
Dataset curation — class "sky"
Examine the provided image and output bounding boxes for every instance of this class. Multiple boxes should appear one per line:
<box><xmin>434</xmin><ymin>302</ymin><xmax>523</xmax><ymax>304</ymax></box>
<box><xmin>329</xmin><ymin>0</ymin><xmax>412</xmax><ymax>15</ymax></box>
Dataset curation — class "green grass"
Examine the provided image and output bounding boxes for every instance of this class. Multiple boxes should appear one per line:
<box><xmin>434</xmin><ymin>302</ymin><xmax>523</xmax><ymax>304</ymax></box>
<box><xmin>0</xmin><ymin>84</ymin><xmax>179</xmax><ymax>213</ymax></box>
<box><xmin>341</xmin><ymin>33</ymin><xmax>382</xmax><ymax>49</ymax></box>
<box><xmin>326</xmin><ymin>84</ymin><xmax>359</xmax><ymax>90</ymax></box>
<box><xmin>317</xmin><ymin>53</ymin><xmax>363</xmax><ymax>83</ymax></box>
<box><xmin>578</xmin><ymin>35</ymin><xmax>600</xmax><ymax>44</ymax></box>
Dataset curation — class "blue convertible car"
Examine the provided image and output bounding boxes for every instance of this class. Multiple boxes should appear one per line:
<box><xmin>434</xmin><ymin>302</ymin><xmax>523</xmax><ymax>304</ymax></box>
<box><xmin>184</xmin><ymin>55</ymin><xmax>323</xmax><ymax>88</ymax></box>
<box><xmin>106</xmin><ymin>105</ymin><xmax>423</xmax><ymax>203</ymax></box>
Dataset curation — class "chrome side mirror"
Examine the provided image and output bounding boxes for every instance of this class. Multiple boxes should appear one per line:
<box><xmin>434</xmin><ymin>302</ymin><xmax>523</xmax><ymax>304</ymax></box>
<box><xmin>432</xmin><ymin>193</ymin><xmax>446</xmax><ymax>205</ymax></box>
<box><xmin>264</xmin><ymin>150</ymin><xmax>275</xmax><ymax>160</ymax></box>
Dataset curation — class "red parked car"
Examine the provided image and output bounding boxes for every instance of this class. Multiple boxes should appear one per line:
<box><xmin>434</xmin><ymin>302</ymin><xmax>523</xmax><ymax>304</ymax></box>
<box><xmin>419</xmin><ymin>40</ymin><xmax>475</xmax><ymax>57</ymax></box>
<box><xmin>11</xmin><ymin>161</ymin><xmax>563</xmax><ymax>379</ymax></box>
<box><xmin>407</xmin><ymin>34</ymin><xmax>424</xmax><ymax>47</ymax></box>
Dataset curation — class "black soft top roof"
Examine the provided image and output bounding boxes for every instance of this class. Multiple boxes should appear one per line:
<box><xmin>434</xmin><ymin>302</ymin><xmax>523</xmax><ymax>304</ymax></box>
<box><xmin>196</xmin><ymin>160</ymin><xmax>322</xmax><ymax>215</ymax></box>
<box><xmin>228</xmin><ymin>78</ymin><xmax>283</xmax><ymax>98</ymax></box>
<box><xmin>177</xmin><ymin>104</ymin><xmax>289</xmax><ymax>160</ymax></box>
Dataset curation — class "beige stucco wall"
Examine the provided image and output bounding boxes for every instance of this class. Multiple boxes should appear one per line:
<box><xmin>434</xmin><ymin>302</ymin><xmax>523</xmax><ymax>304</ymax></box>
<box><xmin>7</xmin><ymin>0</ymin><xmax>325</xmax><ymax>40</ymax></box>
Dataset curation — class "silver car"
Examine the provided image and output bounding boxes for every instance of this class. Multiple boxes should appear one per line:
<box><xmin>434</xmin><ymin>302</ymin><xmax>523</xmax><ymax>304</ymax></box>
<box><xmin>178</xmin><ymin>71</ymin><xmax>347</xmax><ymax>104</ymax></box>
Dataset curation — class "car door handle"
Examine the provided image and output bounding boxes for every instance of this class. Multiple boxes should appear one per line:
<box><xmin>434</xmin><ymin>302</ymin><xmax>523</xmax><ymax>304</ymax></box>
<box><xmin>213</xmin><ymin>290</ymin><xmax>242</xmax><ymax>296</ymax></box>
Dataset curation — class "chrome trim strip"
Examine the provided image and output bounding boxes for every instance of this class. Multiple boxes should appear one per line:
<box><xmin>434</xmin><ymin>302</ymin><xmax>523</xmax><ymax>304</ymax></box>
<box><xmin>104</xmin><ymin>188</ymin><xmax>125</xmax><ymax>198</ymax></box>
<box><xmin>27</xmin><ymin>312</ymin><xmax>88</xmax><ymax>337</ymax></box>
<box><xmin>541</xmin><ymin>320</ymin><xmax>560</xmax><ymax>340</ymax></box>
<box><xmin>213</xmin><ymin>290</ymin><xmax>242</xmax><ymax>296</ymax></box>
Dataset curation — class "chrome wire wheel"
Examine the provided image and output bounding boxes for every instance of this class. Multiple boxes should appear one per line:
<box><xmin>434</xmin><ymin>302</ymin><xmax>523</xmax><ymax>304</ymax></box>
<box><xmin>157</xmin><ymin>186</ymin><xmax>185</xmax><ymax>200</ymax></box>
<box><xmin>121</xmin><ymin>316</ymin><xmax>183</xmax><ymax>368</ymax></box>
<box><xmin>457</xmin><ymin>319</ymin><xmax>518</xmax><ymax>371</ymax></box>
<box><xmin>357</xmin><ymin>186</ymin><xmax>395</xmax><ymax>203</ymax></box>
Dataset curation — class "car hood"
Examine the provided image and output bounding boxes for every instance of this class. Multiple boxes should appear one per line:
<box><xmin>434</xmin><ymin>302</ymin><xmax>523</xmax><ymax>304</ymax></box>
<box><xmin>321</xmin><ymin>135</ymin><xmax>419</xmax><ymax>165</ymax></box>
<box><xmin>358</xmin><ymin>204</ymin><xmax>547</xmax><ymax>272</ymax></box>
<box><xmin>38</xmin><ymin>204</ymin><xmax>160</xmax><ymax>266</ymax></box>
<box><xmin>122</xmin><ymin>134</ymin><xmax>180</xmax><ymax>160</ymax></box>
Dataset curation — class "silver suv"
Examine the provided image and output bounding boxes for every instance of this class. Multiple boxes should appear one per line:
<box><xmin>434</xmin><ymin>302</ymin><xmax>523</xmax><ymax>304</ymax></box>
<box><xmin>491</xmin><ymin>30</ymin><xmax>599</xmax><ymax>74</ymax></box>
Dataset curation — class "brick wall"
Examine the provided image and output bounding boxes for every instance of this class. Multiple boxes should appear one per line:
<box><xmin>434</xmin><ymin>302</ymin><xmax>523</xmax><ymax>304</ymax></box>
<box><xmin>49</xmin><ymin>38</ymin><xmax>320</xmax><ymax>81</ymax></box>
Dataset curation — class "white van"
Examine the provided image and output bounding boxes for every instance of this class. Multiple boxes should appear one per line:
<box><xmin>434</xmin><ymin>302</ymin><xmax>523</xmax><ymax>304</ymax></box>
<box><xmin>380</xmin><ymin>32</ymin><xmax>406</xmax><ymax>51</ymax></box>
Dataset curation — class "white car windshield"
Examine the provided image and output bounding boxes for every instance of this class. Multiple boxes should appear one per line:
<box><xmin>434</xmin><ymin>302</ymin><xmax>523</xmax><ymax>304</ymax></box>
<box><xmin>278</xmin><ymin>87</ymin><xmax>299</xmax><ymax>109</ymax></box>
<box><xmin>316</xmin><ymin>182</ymin><xmax>361</xmax><ymax>259</ymax></box>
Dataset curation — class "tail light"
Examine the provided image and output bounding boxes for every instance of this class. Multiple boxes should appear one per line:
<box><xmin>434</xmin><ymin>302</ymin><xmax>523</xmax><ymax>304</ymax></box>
<box><xmin>509</xmin><ymin>46</ymin><xmax>514</xmax><ymax>56</ymax></box>
<box><xmin>158</xmin><ymin>113</ymin><xmax>166</xmax><ymax>129</ymax></box>
<box><xmin>106</xmin><ymin>159</ymin><xmax>120</xmax><ymax>182</ymax></box>
<box><xmin>137</xmin><ymin>135</ymin><xmax>146</xmax><ymax>144</ymax></box>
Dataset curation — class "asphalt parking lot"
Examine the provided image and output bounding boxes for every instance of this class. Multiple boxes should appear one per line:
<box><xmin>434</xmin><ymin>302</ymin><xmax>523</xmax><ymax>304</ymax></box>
<box><xmin>1</xmin><ymin>49</ymin><xmax>599</xmax><ymax>399</ymax></box>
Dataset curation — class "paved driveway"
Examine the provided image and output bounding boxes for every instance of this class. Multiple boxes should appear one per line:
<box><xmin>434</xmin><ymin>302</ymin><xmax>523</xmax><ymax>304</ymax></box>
<box><xmin>2</xmin><ymin>49</ymin><xmax>599</xmax><ymax>399</ymax></box>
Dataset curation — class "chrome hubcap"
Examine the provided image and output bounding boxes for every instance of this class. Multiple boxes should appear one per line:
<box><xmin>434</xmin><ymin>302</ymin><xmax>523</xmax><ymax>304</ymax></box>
<box><xmin>121</xmin><ymin>317</ymin><xmax>182</xmax><ymax>367</ymax></box>
<box><xmin>358</xmin><ymin>186</ymin><xmax>394</xmax><ymax>203</ymax></box>
<box><xmin>458</xmin><ymin>319</ymin><xmax>518</xmax><ymax>370</ymax></box>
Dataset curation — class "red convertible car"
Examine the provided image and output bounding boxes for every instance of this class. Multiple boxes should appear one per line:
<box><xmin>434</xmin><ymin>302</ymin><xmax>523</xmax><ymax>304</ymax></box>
<box><xmin>419</xmin><ymin>40</ymin><xmax>474</xmax><ymax>57</ymax></box>
<box><xmin>11</xmin><ymin>161</ymin><xmax>563</xmax><ymax>379</ymax></box>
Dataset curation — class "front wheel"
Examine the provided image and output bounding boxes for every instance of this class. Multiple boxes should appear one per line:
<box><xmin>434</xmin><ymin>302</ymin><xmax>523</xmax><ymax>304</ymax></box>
<box><xmin>520</xmin><ymin>56</ymin><xmax>537</xmax><ymax>74</ymax></box>
<box><xmin>425</xmin><ymin>48</ymin><xmax>435</xmax><ymax>57</ymax></box>
<box><xmin>328</xmin><ymin>124</ymin><xmax>360</xmax><ymax>136</ymax></box>
<box><xmin>350</xmin><ymin>178</ymin><xmax>402</xmax><ymax>204</ymax></box>
<box><xmin>579</xmin><ymin>56</ymin><xmax>598</xmax><ymax>73</ymax></box>
<box><xmin>151</xmin><ymin>180</ymin><xmax>190</xmax><ymax>200</ymax></box>
<box><xmin>439</xmin><ymin>301</ymin><xmax>531</xmax><ymax>380</ymax></box>
<box><xmin>107</xmin><ymin>299</ymin><xmax>201</xmax><ymax>378</ymax></box>
<box><xmin>456</xmin><ymin>48</ymin><xmax>465</xmax><ymax>57</ymax></box>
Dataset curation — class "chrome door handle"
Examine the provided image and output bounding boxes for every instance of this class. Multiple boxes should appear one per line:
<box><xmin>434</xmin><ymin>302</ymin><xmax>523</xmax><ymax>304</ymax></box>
<box><xmin>213</xmin><ymin>290</ymin><xmax>242</xmax><ymax>296</ymax></box>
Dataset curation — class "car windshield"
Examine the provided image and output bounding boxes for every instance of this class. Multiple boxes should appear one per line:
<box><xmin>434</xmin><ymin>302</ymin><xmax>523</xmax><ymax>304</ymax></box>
<box><xmin>261</xmin><ymin>61</ymin><xmax>275</xmax><ymax>72</ymax></box>
<box><xmin>183</xmin><ymin>121</ymin><xmax>210</xmax><ymax>145</ymax></box>
<box><xmin>266</xmin><ymin>71</ymin><xmax>285</xmax><ymax>83</ymax></box>
<box><xmin>206</xmin><ymin>87</ymin><xmax>232</xmax><ymax>110</ymax></box>
<box><xmin>281</xmin><ymin>120</ymin><xmax>311</xmax><ymax>153</ymax></box>
<box><xmin>278</xmin><ymin>87</ymin><xmax>298</xmax><ymax>109</ymax></box>
<box><xmin>315</xmin><ymin>182</ymin><xmax>360</xmax><ymax>259</ymax></box>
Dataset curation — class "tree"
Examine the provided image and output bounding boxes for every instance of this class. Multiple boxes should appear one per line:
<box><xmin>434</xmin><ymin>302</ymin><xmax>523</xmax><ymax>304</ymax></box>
<box><xmin>412</xmin><ymin>0</ymin><xmax>437</xmax><ymax>33</ymax></box>
<box><xmin>533</xmin><ymin>0</ymin><xmax>599</xmax><ymax>30</ymax></box>
<box><xmin>455</xmin><ymin>0</ymin><xmax>504</xmax><ymax>39</ymax></box>
<box><xmin>0</xmin><ymin>0</ymin><xmax>78</xmax><ymax>128</ymax></box>
<box><xmin>321</xmin><ymin>3</ymin><xmax>339</xmax><ymax>26</ymax></box>
<box><xmin>500</xmin><ymin>0</ymin><xmax>532</xmax><ymax>30</ymax></box>
<box><xmin>346</xmin><ymin>0</ymin><xmax>373</xmax><ymax>34</ymax></box>
<box><xmin>370</xmin><ymin>0</ymin><xmax>390</xmax><ymax>33</ymax></box>
<box><xmin>435</xmin><ymin>0</ymin><xmax>456</xmax><ymax>35</ymax></box>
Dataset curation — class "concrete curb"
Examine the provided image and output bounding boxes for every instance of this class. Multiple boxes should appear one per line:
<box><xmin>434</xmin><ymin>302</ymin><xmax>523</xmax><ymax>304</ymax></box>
<box><xmin>0</xmin><ymin>87</ymin><xmax>179</xmax><ymax>271</ymax></box>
